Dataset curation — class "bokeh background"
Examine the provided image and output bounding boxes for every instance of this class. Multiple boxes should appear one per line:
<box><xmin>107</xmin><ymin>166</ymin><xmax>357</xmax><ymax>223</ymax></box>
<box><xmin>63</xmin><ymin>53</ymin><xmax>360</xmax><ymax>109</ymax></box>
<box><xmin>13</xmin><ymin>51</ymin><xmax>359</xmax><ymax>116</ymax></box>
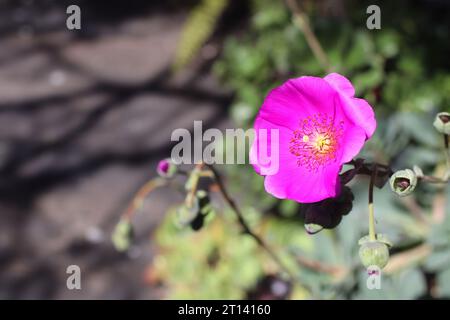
<box><xmin>0</xmin><ymin>0</ymin><xmax>449</xmax><ymax>299</ymax></box>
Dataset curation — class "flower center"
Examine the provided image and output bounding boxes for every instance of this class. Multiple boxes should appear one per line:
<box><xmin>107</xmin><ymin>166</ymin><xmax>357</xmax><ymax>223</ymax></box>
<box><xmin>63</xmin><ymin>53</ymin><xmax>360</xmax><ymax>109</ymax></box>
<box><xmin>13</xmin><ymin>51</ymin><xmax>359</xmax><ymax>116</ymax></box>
<box><xmin>289</xmin><ymin>113</ymin><xmax>343</xmax><ymax>171</ymax></box>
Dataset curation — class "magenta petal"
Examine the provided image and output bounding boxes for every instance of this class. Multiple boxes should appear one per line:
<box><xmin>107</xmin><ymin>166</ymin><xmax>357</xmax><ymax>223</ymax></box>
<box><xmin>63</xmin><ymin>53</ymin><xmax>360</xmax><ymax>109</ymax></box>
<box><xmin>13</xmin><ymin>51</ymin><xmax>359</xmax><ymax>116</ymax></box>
<box><xmin>340</xmin><ymin>125</ymin><xmax>366</xmax><ymax>163</ymax></box>
<box><xmin>250</xmin><ymin>117</ymin><xmax>291</xmax><ymax>175</ymax></box>
<box><xmin>324</xmin><ymin>73</ymin><xmax>355</xmax><ymax>96</ymax></box>
<box><xmin>324</xmin><ymin>73</ymin><xmax>376</xmax><ymax>138</ymax></box>
<box><xmin>264</xmin><ymin>162</ymin><xmax>341</xmax><ymax>203</ymax></box>
<box><xmin>257</xmin><ymin>76</ymin><xmax>339</xmax><ymax>131</ymax></box>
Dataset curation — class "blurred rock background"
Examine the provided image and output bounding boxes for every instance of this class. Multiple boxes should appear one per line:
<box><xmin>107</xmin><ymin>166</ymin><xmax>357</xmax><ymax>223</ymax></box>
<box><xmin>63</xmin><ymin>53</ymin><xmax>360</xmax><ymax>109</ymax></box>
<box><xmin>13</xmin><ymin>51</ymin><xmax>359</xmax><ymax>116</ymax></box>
<box><xmin>0</xmin><ymin>0</ymin><xmax>234</xmax><ymax>299</ymax></box>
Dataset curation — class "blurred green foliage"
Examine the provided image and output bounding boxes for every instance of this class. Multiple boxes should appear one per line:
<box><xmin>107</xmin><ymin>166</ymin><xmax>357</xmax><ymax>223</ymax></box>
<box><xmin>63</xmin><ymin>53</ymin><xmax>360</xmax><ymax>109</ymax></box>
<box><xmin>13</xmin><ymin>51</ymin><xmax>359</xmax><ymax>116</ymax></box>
<box><xmin>151</xmin><ymin>207</ymin><xmax>310</xmax><ymax>299</ymax></box>
<box><xmin>173</xmin><ymin>0</ymin><xmax>228</xmax><ymax>71</ymax></box>
<box><xmin>151</xmin><ymin>0</ymin><xmax>450</xmax><ymax>299</ymax></box>
<box><xmin>215</xmin><ymin>0</ymin><xmax>450</xmax><ymax>128</ymax></box>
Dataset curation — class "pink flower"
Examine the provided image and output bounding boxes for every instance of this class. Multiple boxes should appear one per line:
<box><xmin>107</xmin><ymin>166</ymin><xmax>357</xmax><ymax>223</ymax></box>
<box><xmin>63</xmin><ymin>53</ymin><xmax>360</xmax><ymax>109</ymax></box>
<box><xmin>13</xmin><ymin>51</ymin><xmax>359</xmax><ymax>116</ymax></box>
<box><xmin>250</xmin><ymin>73</ymin><xmax>376</xmax><ymax>203</ymax></box>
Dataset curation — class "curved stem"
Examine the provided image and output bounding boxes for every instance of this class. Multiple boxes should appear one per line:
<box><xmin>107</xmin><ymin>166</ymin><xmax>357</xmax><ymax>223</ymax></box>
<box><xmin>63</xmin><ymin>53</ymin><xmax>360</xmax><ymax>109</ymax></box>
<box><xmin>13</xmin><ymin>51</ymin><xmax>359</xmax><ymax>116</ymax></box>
<box><xmin>413</xmin><ymin>135</ymin><xmax>449</xmax><ymax>184</ymax></box>
<box><xmin>123</xmin><ymin>178</ymin><xmax>168</xmax><ymax>220</ymax></box>
<box><xmin>285</xmin><ymin>0</ymin><xmax>332</xmax><ymax>73</ymax></box>
<box><xmin>205</xmin><ymin>164</ymin><xmax>296</xmax><ymax>282</ymax></box>
<box><xmin>420</xmin><ymin>175</ymin><xmax>448</xmax><ymax>184</ymax></box>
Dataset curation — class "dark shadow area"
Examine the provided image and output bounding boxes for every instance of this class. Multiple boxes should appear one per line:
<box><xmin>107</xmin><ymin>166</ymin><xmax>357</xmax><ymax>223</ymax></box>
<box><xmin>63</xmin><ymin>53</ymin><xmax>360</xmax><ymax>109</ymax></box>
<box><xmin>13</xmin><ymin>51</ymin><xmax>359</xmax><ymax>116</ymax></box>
<box><xmin>0</xmin><ymin>0</ymin><xmax>242</xmax><ymax>299</ymax></box>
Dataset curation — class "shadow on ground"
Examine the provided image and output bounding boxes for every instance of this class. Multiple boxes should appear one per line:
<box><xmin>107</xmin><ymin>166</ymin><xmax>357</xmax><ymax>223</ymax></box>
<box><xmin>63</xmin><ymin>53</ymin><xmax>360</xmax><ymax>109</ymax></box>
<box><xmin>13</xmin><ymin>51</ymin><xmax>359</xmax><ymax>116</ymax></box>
<box><xmin>0</xmin><ymin>0</ymin><xmax>236</xmax><ymax>299</ymax></box>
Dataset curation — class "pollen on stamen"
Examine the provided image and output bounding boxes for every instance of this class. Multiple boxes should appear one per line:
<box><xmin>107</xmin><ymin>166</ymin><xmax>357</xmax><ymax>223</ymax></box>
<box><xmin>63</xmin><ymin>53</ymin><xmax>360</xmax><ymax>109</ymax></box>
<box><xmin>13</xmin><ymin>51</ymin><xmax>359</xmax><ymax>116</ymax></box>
<box><xmin>289</xmin><ymin>113</ymin><xmax>344</xmax><ymax>171</ymax></box>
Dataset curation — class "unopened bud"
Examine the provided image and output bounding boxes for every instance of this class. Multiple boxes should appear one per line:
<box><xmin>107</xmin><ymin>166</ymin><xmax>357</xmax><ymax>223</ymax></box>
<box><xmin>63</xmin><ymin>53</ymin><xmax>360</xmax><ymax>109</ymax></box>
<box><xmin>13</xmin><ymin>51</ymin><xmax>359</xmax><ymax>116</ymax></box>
<box><xmin>112</xmin><ymin>219</ymin><xmax>134</xmax><ymax>252</ymax></box>
<box><xmin>433</xmin><ymin>112</ymin><xmax>450</xmax><ymax>135</ymax></box>
<box><xmin>359</xmin><ymin>241</ymin><xmax>390</xmax><ymax>269</ymax></box>
<box><xmin>389</xmin><ymin>169</ymin><xmax>417</xmax><ymax>197</ymax></box>
<box><xmin>157</xmin><ymin>158</ymin><xmax>177</xmax><ymax>178</ymax></box>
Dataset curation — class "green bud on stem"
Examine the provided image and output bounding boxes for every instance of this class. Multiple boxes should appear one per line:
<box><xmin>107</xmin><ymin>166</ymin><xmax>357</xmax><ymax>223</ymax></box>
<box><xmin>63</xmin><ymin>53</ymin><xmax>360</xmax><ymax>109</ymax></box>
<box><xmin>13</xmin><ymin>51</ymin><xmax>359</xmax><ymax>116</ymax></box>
<box><xmin>389</xmin><ymin>169</ymin><xmax>417</xmax><ymax>197</ymax></box>
<box><xmin>359</xmin><ymin>241</ymin><xmax>390</xmax><ymax>269</ymax></box>
<box><xmin>358</xmin><ymin>234</ymin><xmax>392</xmax><ymax>269</ymax></box>
<box><xmin>157</xmin><ymin>158</ymin><xmax>177</xmax><ymax>178</ymax></box>
<box><xmin>433</xmin><ymin>112</ymin><xmax>450</xmax><ymax>135</ymax></box>
<box><xmin>112</xmin><ymin>219</ymin><xmax>134</xmax><ymax>252</ymax></box>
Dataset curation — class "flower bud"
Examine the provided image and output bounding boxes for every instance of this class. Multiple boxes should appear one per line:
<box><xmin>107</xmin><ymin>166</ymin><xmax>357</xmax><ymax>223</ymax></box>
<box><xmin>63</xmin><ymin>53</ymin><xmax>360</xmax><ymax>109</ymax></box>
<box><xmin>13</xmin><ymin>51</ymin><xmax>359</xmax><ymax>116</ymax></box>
<box><xmin>156</xmin><ymin>158</ymin><xmax>177</xmax><ymax>178</ymax></box>
<box><xmin>433</xmin><ymin>112</ymin><xmax>450</xmax><ymax>135</ymax></box>
<box><xmin>112</xmin><ymin>219</ymin><xmax>134</xmax><ymax>252</ymax></box>
<box><xmin>359</xmin><ymin>241</ymin><xmax>390</xmax><ymax>269</ymax></box>
<box><xmin>389</xmin><ymin>169</ymin><xmax>417</xmax><ymax>197</ymax></box>
<box><xmin>358</xmin><ymin>234</ymin><xmax>393</xmax><ymax>248</ymax></box>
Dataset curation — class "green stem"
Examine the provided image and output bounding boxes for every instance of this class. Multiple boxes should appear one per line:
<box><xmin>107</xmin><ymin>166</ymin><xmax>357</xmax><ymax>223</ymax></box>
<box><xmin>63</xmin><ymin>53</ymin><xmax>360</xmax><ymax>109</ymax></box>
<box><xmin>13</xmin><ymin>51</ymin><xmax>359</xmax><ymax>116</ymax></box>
<box><xmin>123</xmin><ymin>178</ymin><xmax>167</xmax><ymax>220</ymax></box>
<box><xmin>205</xmin><ymin>164</ymin><xmax>297</xmax><ymax>282</ymax></box>
<box><xmin>444</xmin><ymin>134</ymin><xmax>450</xmax><ymax>176</ymax></box>
<box><xmin>285</xmin><ymin>0</ymin><xmax>331</xmax><ymax>73</ymax></box>
<box><xmin>368</xmin><ymin>165</ymin><xmax>377</xmax><ymax>241</ymax></box>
